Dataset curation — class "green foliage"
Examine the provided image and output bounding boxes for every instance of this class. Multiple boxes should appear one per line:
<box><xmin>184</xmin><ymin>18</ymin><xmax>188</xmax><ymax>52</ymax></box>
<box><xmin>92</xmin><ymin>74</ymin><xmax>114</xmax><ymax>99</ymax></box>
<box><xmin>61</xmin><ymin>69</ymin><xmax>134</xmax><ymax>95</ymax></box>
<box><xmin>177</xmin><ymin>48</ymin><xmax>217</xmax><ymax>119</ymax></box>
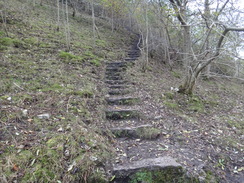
<box><xmin>59</xmin><ymin>51</ymin><xmax>84</xmax><ymax>63</ymax></box>
<box><xmin>59</xmin><ymin>51</ymin><xmax>78</xmax><ymax>59</ymax></box>
<box><xmin>0</xmin><ymin>37</ymin><xmax>13</xmax><ymax>50</ymax></box>
<box><xmin>164</xmin><ymin>101</ymin><xmax>178</xmax><ymax>109</ymax></box>
<box><xmin>129</xmin><ymin>168</ymin><xmax>196</xmax><ymax>183</ymax></box>
<box><xmin>23</xmin><ymin>37</ymin><xmax>38</xmax><ymax>45</ymax></box>
<box><xmin>187</xmin><ymin>95</ymin><xmax>204</xmax><ymax>112</ymax></box>
<box><xmin>96</xmin><ymin>39</ymin><xmax>107</xmax><ymax>47</ymax></box>
<box><xmin>90</xmin><ymin>59</ymin><xmax>101</xmax><ymax>66</ymax></box>
<box><xmin>0</xmin><ymin>37</ymin><xmax>13</xmax><ymax>46</ymax></box>
<box><xmin>130</xmin><ymin>171</ymin><xmax>153</xmax><ymax>183</ymax></box>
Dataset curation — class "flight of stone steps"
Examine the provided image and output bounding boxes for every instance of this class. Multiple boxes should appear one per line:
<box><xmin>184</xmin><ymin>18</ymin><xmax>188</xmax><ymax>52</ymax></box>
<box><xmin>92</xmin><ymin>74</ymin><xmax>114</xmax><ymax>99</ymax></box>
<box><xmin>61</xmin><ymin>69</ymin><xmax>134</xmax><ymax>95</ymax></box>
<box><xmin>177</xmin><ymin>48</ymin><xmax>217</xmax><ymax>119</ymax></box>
<box><xmin>104</xmin><ymin>35</ymin><xmax>193</xmax><ymax>182</ymax></box>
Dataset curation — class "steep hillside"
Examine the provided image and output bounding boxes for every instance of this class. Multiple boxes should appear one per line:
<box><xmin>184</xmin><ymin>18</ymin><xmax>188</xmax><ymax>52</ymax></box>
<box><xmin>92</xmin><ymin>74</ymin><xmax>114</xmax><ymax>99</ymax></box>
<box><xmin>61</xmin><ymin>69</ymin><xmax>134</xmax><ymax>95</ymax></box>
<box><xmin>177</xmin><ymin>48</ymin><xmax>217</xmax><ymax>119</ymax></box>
<box><xmin>1</xmin><ymin>1</ymin><xmax>243</xmax><ymax>183</ymax></box>
<box><xmin>0</xmin><ymin>1</ymin><xmax>131</xmax><ymax>182</ymax></box>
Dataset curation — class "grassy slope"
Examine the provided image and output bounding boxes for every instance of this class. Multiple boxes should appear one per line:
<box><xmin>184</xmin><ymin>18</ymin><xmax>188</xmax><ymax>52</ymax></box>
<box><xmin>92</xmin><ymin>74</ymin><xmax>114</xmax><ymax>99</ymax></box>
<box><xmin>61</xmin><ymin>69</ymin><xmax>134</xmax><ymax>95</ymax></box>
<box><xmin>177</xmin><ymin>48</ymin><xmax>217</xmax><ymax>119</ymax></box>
<box><xmin>0</xmin><ymin>1</ymin><xmax>130</xmax><ymax>182</ymax></box>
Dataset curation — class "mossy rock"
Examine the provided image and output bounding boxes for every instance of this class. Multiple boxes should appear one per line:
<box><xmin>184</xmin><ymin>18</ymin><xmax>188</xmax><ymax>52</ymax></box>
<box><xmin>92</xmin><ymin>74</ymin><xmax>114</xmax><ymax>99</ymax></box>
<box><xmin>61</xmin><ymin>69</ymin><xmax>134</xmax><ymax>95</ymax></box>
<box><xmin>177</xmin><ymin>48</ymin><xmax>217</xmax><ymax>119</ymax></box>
<box><xmin>129</xmin><ymin>169</ymin><xmax>199</xmax><ymax>183</ymax></box>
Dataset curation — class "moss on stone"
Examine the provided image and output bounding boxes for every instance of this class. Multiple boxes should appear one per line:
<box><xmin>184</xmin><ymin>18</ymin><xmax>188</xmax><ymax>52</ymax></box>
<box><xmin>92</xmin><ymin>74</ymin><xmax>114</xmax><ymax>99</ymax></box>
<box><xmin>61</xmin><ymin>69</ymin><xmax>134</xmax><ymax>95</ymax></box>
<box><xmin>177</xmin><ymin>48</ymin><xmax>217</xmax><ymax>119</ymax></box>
<box><xmin>129</xmin><ymin>168</ymin><xmax>199</xmax><ymax>183</ymax></box>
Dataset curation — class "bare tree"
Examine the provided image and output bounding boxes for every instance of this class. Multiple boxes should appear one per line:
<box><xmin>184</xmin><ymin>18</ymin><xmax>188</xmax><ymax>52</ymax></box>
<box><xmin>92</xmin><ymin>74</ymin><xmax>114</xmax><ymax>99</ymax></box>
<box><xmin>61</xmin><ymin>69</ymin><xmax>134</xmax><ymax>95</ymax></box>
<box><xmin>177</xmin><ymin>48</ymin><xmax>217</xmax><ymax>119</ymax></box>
<box><xmin>168</xmin><ymin>0</ymin><xmax>244</xmax><ymax>94</ymax></box>
<box><xmin>57</xmin><ymin>0</ymin><xmax>60</xmax><ymax>31</ymax></box>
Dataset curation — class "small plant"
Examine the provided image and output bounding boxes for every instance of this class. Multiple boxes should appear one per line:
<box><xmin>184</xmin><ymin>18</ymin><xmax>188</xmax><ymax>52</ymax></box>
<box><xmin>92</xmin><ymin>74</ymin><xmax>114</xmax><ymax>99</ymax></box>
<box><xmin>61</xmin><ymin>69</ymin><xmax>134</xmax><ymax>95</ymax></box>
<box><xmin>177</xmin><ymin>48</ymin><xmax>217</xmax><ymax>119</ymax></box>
<box><xmin>0</xmin><ymin>37</ymin><xmax>13</xmax><ymax>46</ymax></box>
<box><xmin>96</xmin><ymin>39</ymin><xmax>107</xmax><ymax>47</ymax></box>
<box><xmin>90</xmin><ymin>59</ymin><xmax>101</xmax><ymax>66</ymax></box>
<box><xmin>59</xmin><ymin>51</ymin><xmax>77</xmax><ymax>60</ymax></box>
<box><xmin>187</xmin><ymin>95</ymin><xmax>204</xmax><ymax>112</ymax></box>
<box><xmin>130</xmin><ymin>171</ymin><xmax>153</xmax><ymax>183</ymax></box>
<box><xmin>164</xmin><ymin>101</ymin><xmax>178</xmax><ymax>109</ymax></box>
<box><xmin>24</xmin><ymin>37</ymin><xmax>38</xmax><ymax>45</ymax></box>
<box><xmin>59</xmin><ymin>51</ymin><xmax>83</xmax><ymax>63</ymax></box>
<box><xmin>0</xmin><ymin>37</ymin><xmax>13</xmax><ymax>50</ymax></box>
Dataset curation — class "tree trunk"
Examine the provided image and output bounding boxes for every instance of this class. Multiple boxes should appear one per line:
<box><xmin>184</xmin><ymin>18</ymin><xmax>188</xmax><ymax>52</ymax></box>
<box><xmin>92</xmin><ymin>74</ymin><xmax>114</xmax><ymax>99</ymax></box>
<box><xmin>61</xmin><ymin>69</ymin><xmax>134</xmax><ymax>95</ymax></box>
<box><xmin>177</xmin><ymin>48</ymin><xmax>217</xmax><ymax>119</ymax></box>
<box><xmin>91</xmin><ymin>0</ymin><xmax>96</xmax><ymax>40</ymax></box>
<box><xmin>57</xmin><ymin>0</ymin><xmax>60</xmax><ymax>31</ymax></box>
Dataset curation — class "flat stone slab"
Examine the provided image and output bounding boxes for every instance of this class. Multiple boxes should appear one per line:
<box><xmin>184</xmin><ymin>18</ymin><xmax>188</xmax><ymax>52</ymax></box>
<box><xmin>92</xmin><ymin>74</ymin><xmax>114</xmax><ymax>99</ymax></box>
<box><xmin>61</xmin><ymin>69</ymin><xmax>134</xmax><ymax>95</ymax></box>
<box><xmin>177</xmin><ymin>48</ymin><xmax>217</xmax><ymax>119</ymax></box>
<box><xmin>124</xmin><ymin>58</ymin><xmax>137</xmax><ymax>61</ymax></box>
<box><xmin>113</xmin><ymin>156</ymin><xmax>182</xmax><ymax>178</ymax></box>
<box><xmin>110</xmin><ymin>125</ymin><xmax>161</xmax><ymax>139</ymax></box>
<box><xmin>108</xmin><ymin>84</ymin><xmax>131</xmax><ymax>89</ymax></box>
<box><xmin>105</xmin><ymin>109</ymin><xmax>139</xmax><ymax>120</ymax></box>
<box><xmin>105</xmin><ymin>72</ymin><xmax>124</xmax><ymax>77</ymax></box>
<box><xmin>105</xmin><ymin>75</ymin><xmax>124</xmax><ymax>80</ymax></box>
<box><xmin>106</xmin><ymin>97</ymin><xmax>139</xmax><ymax>105</ymax></box>
<box><xmin>106</xmin><ymin>67</ymin><xmax>126</xmax><ymax>72</ymax></box>
<box><xmin>108</xmin><ymin>89</ymin><xmax>131</xmax><ymax>95</ymax></box>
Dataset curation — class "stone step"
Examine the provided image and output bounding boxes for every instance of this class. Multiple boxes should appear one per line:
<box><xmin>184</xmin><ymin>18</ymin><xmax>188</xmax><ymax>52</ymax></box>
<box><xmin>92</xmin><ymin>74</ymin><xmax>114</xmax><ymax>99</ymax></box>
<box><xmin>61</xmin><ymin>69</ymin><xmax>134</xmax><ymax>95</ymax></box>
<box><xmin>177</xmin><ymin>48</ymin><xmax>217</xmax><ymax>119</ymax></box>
<box><xmin>106</xmin><ymin>67</ymin><xmax>126</xmax><ymax>72</ymax></box>
<box><xmin>105</xmin><ymin>109</ymin><xmax>139</xmax><ymax>120</ymax></box>
<box><xmin>105</xmin><ymin>80</ymin><xmax>128</xmax><ymax>85</ymax></box>
<box><xmin>110</xmin><ymin>125</ymin><xmax>161</xmax><ymax>139</ymax></box>
<box><xmin>108</xmin><ymin>84</ymin><xmax>131</xmax><ymax>89</ymax></box>
<box><xmin>112</xmin><ymin>157</ymin><xmax>183</xmax><ymax>183</ymax></box>
<box><xmin>106</xmin><ymin>61</ymin><xmax>128</xmax><ymax>66</ymax></box>
<box><xmin>128</xmin><ymin>53</ymin><xmax>140</xmax><ymax>56</ymax></box>
<box><xmin>105</xmin><ymin>72</ymin><xmax>123</xmax><ymax>77</ymax></box>
<box><xmin>105</xmin><ymin>75</ymin><xmax>124</xmax><ymax>80</ymax></box>
<box><xmin>106</xmin><ymin>97</ymin><xmax>139</xmax><ymax>105</ymax></box>
<box><xmin>108</xmin><ymin>89</ymin><xmax>131</xmax><ymax>95</ymax></box>
<box><xmin>124</xmin><ymin>58</ymin><xmax>136</xmax><ymax>61</ymax></box>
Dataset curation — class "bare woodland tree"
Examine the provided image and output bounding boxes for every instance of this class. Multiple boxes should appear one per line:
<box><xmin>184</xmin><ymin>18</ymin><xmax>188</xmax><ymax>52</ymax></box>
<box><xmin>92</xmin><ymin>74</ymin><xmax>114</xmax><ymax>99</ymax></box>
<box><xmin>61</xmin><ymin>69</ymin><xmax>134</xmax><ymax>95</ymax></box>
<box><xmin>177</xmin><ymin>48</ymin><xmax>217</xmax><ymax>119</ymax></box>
<box><xmin>168</xmin><ymin>0</ymin><xmax>244</xmax><ymax>94</ymax></box>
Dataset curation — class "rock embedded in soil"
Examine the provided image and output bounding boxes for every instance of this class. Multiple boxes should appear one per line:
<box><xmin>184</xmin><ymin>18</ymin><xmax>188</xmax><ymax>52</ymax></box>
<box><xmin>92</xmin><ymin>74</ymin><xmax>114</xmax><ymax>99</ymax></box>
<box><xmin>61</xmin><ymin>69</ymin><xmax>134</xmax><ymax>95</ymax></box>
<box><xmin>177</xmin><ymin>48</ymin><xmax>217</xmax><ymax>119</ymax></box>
<box><xmin>108</xmin><ymin>89</ymin><xmax>131</xmax><ymax>95</ymax></box>
<box><xmin>37</xmin><ymin>113</ymin><xmax>50</xmax><ymax>119</ymax></box>
<box><xmin>112</xmin><ymin>156</ymin><xmax>183</xmax><ymax>182</ymax></box>
<box><xmin>110</xmin><ymin>125</ymin><xmax>161</xmax><ymax>139</ymax></box>
<box><xmin>105</xmin><ymin>109</ymin><xmax>139</xmax><ymax>120</ymax></box>
<box><xmin>106</xmin><ymin>96</ymin><xmax>139</xmax><ymax>105</ymax></box>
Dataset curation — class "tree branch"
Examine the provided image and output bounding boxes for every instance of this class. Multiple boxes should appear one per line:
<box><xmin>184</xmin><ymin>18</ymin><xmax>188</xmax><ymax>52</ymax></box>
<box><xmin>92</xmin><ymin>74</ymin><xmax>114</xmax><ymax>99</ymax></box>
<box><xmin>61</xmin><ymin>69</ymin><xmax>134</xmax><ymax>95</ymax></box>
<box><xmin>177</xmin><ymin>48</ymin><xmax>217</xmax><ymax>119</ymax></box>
<box><xmin>196</xmin><ymin>26</ymin><xmax>244</xmax><ymax>75</ymax></box>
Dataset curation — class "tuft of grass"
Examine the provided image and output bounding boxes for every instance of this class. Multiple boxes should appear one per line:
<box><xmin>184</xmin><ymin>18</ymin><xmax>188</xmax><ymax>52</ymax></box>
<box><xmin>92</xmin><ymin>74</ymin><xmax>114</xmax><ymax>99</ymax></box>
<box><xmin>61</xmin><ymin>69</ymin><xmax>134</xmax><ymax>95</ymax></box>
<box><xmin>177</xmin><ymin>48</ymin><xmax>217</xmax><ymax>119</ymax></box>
<box><xmin>187</xmin><ymin>95</ymin><xmax>204</xmax><ymax>112</ymax></box>
<box><xmin>0</xmin><ymin>37</ymin><xmax>13</xmax><ymax>50</ymax></box>
<box><xmin>96</xmin><ymin>39</ymin><xmax>107</xmax><ymax>48</ymax></box>
<box><xmin>164</xmin><ymin>101</ymin><xmax>179</xmax><ymax>109</ymax></box>
<box><xmin>90</xmin><ymin>59</ymin><xmax>101</xmax><ymax>66</ymax></box>
<box><xmin>59</xmin><ymin>51</ymin><xmax>76</xmax><ymax>59</ymax></box>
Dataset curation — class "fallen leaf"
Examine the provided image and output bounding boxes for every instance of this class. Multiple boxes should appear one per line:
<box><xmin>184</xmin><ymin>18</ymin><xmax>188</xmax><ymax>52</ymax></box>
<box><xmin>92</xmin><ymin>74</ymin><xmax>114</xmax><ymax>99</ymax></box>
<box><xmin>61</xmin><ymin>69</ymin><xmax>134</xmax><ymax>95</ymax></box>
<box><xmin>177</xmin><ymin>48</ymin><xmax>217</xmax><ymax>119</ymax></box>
<box><xmin>12</xmin><ymin>164</ymin><xmax>19</xmax><ymax>171</ymax></box>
